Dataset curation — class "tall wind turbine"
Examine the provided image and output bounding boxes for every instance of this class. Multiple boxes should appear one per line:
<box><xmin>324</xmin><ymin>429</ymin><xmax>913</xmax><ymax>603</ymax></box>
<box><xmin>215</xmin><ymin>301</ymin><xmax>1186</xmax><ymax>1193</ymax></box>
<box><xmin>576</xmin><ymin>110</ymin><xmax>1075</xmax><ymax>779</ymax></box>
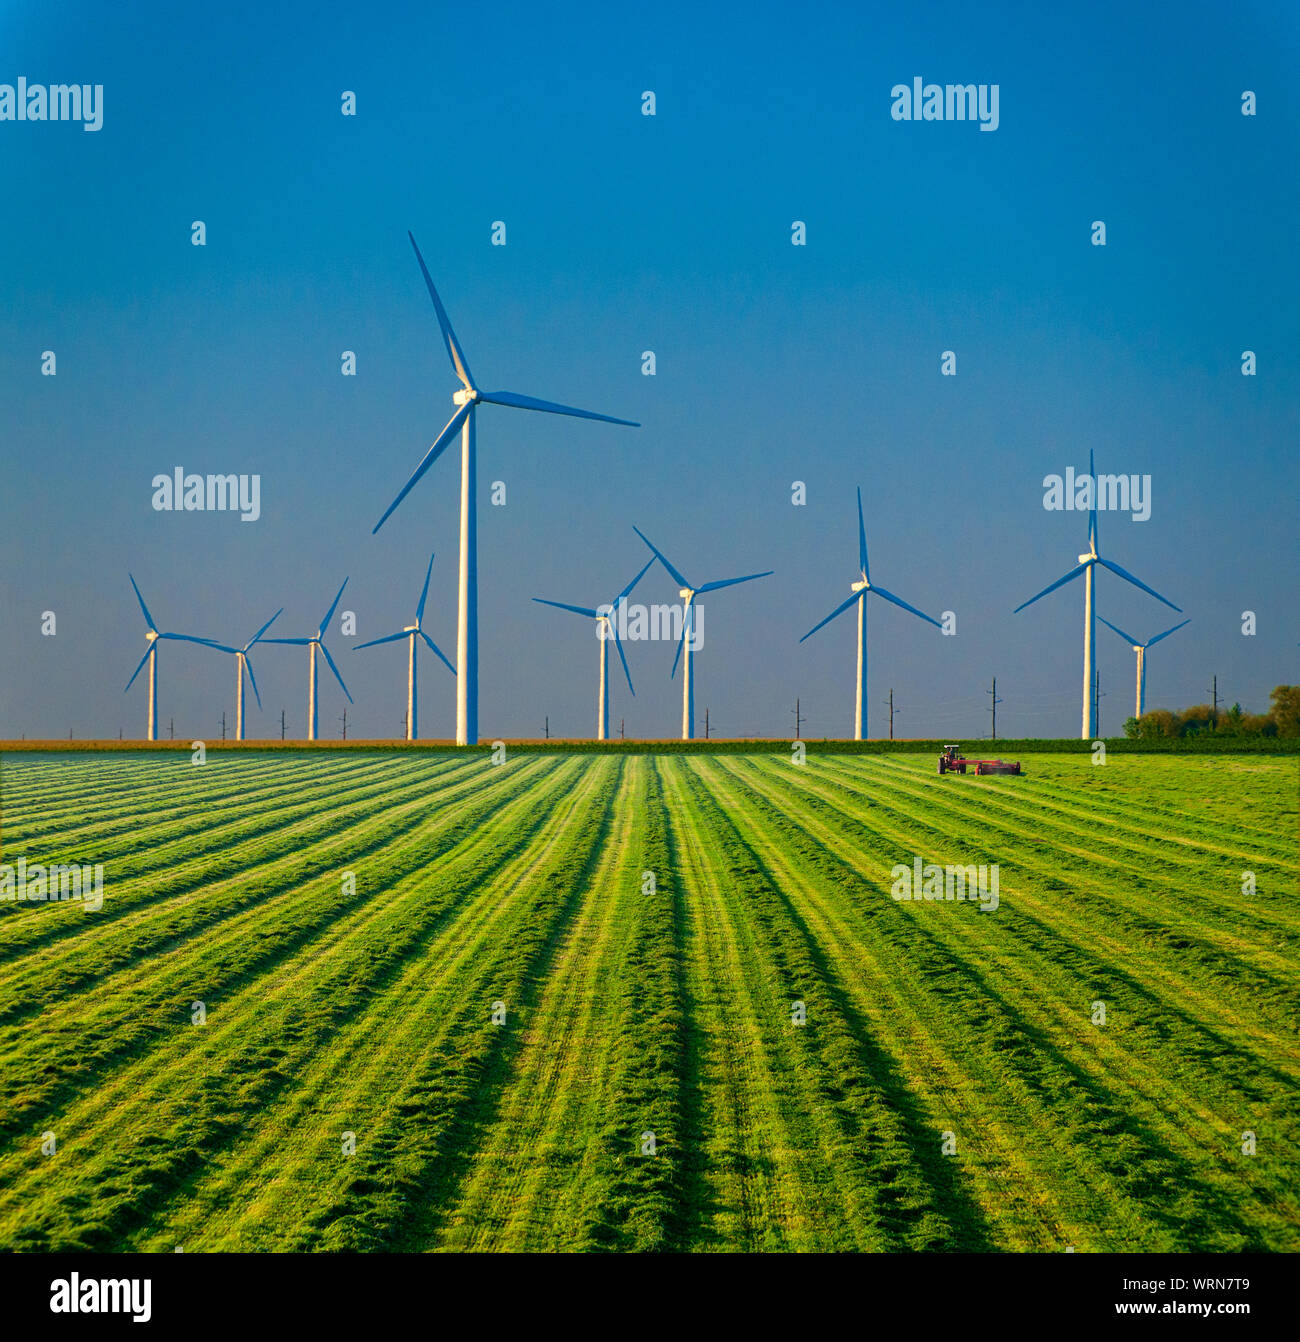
<box><xmin>261</xmin><ymin>579</ymin><xmax>353</xmax><ymax>740</ymax></box>
<box><xmin>799</xmin><ymin>488</ymin><xmax>942</xmax><ymax>741</ymax></box>
<box><xmin>633</xmin><ymin>527</ymin><xmax>772</xmax><ymax>741</ymax></box>
<box><xmin>193</xmin><ymin>611</ymin><xmax>283</xmax><ymax>741</ymax></box>
<box><xmin>124</xmin><ymin>574</ymin><xmax>218</xmax><ymax>741</ymax></box>
<box><xmin>372</xmin><ymin>233</ymin><xmax>639</xmax><ymax>746</ymax></box>
<box><xmin>532</xmin><ymin>556</ymin><xmax>654</xmax><ymax>740</ymax></box>
<box><xmin>354</xmin><ymin>553</ymin><xmax>454</xmax><ymax>741</ymax></box>
<box><xmin>1098</xmin><ymin>616</ymin><xmax>1190</xmax><ymax>721</ymax></box>
<box><xmin>1015</xmin><ymin>450</ymin><xmax>1181</xmax><ymax>739</ymax></box>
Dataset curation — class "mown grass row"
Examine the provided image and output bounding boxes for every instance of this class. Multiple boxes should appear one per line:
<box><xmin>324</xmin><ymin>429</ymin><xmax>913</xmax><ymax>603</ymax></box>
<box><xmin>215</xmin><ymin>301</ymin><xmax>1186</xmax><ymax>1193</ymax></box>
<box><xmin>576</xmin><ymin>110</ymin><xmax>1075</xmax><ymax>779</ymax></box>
<box><xmin>710</xmin><ymin>755</ymin><xmax>1298</xmax><ymax>1250</ymax></box>
<box><xmin>0</xmin><ymin>752</ymin><xmax>1293</xmax><ymax>1251</ymax></box>
<box><xmin>0</xmin><ymin>757</ymin><xmax>579</xmax><ymax>1246</ymax></box>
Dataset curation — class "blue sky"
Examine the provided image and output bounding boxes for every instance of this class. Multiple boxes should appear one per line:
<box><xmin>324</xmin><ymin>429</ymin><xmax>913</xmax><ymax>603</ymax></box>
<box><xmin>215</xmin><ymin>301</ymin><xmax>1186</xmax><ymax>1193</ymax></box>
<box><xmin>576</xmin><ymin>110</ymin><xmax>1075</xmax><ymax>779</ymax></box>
<box><xmin>1</xmin><ymin>0</ymin><xmax>1297</xmax><ymax>740</ymax></box>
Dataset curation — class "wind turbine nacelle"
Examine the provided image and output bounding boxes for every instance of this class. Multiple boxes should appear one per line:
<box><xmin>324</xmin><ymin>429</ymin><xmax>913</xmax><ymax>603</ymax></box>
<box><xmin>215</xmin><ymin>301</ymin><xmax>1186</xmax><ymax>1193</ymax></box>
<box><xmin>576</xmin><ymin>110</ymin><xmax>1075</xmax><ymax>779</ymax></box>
<box><xmin>679</xmin><ymin>588</ymin><xmax>693</xmax><ymax>600</ymax></box>
<box><xmin>1078</xmin><ymin>554</ymin><xmax>1094</xmax><ymax>565</ymax></box>
<box><xmin>146</xmin><ymin>629</ymin><xmax>158</xmax><ymax>642</ymax></box>
<box><xmin>851</xmin><ymin>579</ymin><xmax>869</xmax><ymax>592</ymax></box>
<box><xmin>452</xmin><ymin>388</ymin><xmax>478</xmax><ymax>406</ymax></box>
<box><xmin>404</xmin><ymin>623</ymin><xmax>419</xmax><ymax>633</ymax></box>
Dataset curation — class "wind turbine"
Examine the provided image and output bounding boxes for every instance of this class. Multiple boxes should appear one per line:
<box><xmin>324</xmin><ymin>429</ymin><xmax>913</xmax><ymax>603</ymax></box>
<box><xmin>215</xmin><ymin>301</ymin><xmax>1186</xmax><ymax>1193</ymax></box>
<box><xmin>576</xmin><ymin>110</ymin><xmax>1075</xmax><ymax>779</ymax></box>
<box><xmin>192</xmin><ymin>610</ymin><xmax>283</xmax><ymax>741</ymax></box>
<box><xmin>1098</xmin><ymin>616</ymin><xmax>1190</xmax><ymax>721</ymax></box>
<box><xmin>354</xmin><ymin>553</ymin><xmax>454</xmax><ymax>741</ymax></box>
<box><xmin>124</xmin><ymin>574</ymin><xmax>219</xmax><ymax>741</ymax></box>
<box><xmin>532</xmin><ymin>556</ymin><xmax>655</xmax><ymax>740</ymax></box>
<box><xmin>633</xmin><ymin>527</ymin><xmax>772</xmax><ymax>741</ymax></box>
<box><xmin>372</xmin><ymin>233</ymin><xmax>639</xmax><ymax>746</ymax></box>
<box><xmin>799</xmin><ymin>488</ymin><xmax>942</xmax><ymax>740</ymax></box>
<box><xmin>261</xmin><ymin>579</ymin><xmax>353</xmax><ymax>740</ymax></box>
<box><xmin>1015</xmin><ymin>450</ymin><xmax>1181</xmax><ymax>739</ymax></box>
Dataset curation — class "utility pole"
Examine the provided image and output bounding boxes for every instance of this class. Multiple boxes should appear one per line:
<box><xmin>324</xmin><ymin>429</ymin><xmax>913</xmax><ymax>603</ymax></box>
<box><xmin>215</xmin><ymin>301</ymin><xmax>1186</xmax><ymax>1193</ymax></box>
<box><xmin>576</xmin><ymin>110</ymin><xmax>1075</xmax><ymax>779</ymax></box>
<box><xmin>791</xmin><ymin>698</ymin><xmax>803</xmax><ymax>740</ymax></box>
<box><xmin>884</xmin><ymin>689</ymin><xmax>897</xmax><ymax>741</ymax></box>
<box><xmin>168</xmin><ymin>717</ymin><xmax>174</xmax><ymax>740</ymax></box>
<box><xmin>544</xmin><ymin>715</ymin><xmax>549</xmax><ymax>741</ymax></box>
<box><xmin>704</xmin><ymin>707</ymin><xmax>710</xmax><ymax>739</ymax></box>
<box><xmin>401</xmin><ymin>711</ymin><xmax>407</xmax><ymax>738</ymax></box>
<box><xmin>620</xmin><ymin>718</ymin><xmax>625</xmax><ymax>741</ymax></box>
<box><xmin>1094</xmin><ymin>668</ymin><xmax>1106</xmax><ymax>737</ymax></box>
<box><xmin>221</xmin><ymin>712</ymin><xmax>227</xmax><ymax>742</ymax></box>
<box><xmin>339</xmin><ymin>709</ymin><xmax>348</xmax><ymax>741</ymax></box>
<box><xmin>1208</xmin><ymin>674</ymin><xmax>1219</xmax><ymax>726</ymax></box>
<box><xmin>280</xmin><ymin>709</ymin><xmax>286</xmax><ymax>741</ymax></box>
<box><xmin>988</xmin><ymin>676</ymin><xmax>1003</xmax><ymax>741</ymax></box>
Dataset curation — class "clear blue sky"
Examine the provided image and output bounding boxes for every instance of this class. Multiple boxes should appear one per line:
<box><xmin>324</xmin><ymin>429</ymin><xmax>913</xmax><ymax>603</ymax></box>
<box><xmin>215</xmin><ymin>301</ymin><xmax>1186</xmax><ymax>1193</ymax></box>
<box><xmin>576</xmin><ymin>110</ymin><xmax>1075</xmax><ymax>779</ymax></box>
<box><xmin>2</xmin><ymin>0</ymin><xmax>1297</xmax><ymax>739</ymax></box>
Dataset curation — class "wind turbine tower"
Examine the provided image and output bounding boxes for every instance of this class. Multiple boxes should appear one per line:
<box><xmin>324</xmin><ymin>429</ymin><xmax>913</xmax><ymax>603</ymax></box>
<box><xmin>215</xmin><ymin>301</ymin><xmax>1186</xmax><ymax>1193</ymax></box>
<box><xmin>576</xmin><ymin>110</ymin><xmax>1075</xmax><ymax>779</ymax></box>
<box><xmin>261</xmin><ymin>579</ymin><xmax>353</xmax><ymax>740</ymax></box>
<box><xmin>799</xmin><ymin>488</ymin><xmax>942</xmax><ymax>740</ymax></box>
<box><xmin>354</xmin><ymin>553</ymin><xmax>455</xmax><ymax>741</ymax></box>
<box><xmin>1098</xmin><ymin>616</ymin><xmax>1191</xmax><ymax>720</ymax></box>
<box><xmin>633</xmin><ymin>527</ymin><xmax>772</xmax><ymax>741</ymax></box>
<box><xmin>373</xmin><ymin>234</ymin><xmax>638</xmax><ymax>746</ymax></box>
<box><xmin>533</xmin><ymin>556</ymin><xmax>654</xmax><ymax>740</ymax></box>
<box><xmin>1015</xmin><ymin>451</ymin><xmax>1181</xmax><ymax>739</ymax></box>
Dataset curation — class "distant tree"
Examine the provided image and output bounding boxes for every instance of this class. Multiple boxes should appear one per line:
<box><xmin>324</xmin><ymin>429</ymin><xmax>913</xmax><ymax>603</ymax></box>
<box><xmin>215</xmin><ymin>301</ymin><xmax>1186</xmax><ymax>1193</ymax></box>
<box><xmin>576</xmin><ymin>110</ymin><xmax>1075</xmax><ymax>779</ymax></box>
<box><xmin>1269</xmin><ymin>686</ymin><xmax>1300</xmax><ymax>737</ymax></box>
<box><xmin>1179</xmin><ymin>704</ymin><xmax>1218</xmax><ymax>736</ymax></box>
<box><xmin>1136</xmin><ymin>709</ymin><xmax>1180</xmax><ymax>739</ymax></box>
<box><xmin>1241</xmin><ymin>712</ymin><xmax>1277</xmax><ymax>737</ymax></box>
<box><xmin>1123</xmin><ymin>716</ymin><xmax>1140</xmax><ymax>739</ymax></box>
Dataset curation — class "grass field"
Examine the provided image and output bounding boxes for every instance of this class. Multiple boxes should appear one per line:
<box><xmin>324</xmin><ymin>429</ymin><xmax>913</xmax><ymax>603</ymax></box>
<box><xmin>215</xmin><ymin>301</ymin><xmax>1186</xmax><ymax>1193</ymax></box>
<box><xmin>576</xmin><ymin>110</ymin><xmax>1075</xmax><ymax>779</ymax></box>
<box><xmin>0</xmin><ymin>750</ymin><xmax>1296</xmax><ymax>1252</ymax></box>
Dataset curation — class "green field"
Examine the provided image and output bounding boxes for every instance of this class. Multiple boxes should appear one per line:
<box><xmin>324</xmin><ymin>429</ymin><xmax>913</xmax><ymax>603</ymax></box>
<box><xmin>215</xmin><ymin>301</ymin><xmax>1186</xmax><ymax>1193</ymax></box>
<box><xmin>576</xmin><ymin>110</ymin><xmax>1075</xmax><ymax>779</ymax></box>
<box><xmin>0</xmin><ymin>750</ymin><xmax>1296</xmax><ymax>1252</ymax></box>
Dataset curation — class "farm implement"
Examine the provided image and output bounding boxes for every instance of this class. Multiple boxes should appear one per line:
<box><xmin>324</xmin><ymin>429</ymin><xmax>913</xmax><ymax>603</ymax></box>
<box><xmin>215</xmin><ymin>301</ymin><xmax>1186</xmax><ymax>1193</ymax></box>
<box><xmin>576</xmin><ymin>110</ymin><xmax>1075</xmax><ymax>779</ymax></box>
<box><xmin>937</xmin><ymin>745</ymin><xmax>1023</xmax><ymax>776</ymax></box>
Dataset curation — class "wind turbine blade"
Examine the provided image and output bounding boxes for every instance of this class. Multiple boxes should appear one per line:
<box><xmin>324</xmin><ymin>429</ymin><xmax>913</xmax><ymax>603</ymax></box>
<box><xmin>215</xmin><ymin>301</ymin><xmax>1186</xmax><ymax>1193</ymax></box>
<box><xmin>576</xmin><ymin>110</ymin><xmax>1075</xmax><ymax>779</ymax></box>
<box><xmin>1146</xmin><ymin>618</ymin><xmax>1191</xmax><ymax>647</ymax></box>
<box><xmin>869</xmin><ymin>585</ymin><xmax>942</xmax><ymax>629</ymax></box>
<box><xmin>1098</xmin><ymin>615</ymin><xmax>1141</xmax><ymax>647</ymax></box>
<box><xmin>697</xmin><ymin>570</ymin><xmax>773</xmax><ymax>593</ymax></box>
<box><xmin>244</xmin><ymin>656</ymin><xmax>263</xmax><ymax>711</ymax></box>
<box><xmin>610</xmin><ymin>620</ymin><xmax>635</xmax><ymax>696</ymax></box>
<box><xmin>632</xmin><ymin>526</ymin><xmax>691</xmax><ymax>590</ymax></box>
<box><xmin>1095</xmin><ymin>558</ymin><xmax>1181</xmax><ymax>612</ymax></box>
<box><xmin>260</xmin><ymin>637</ymin><xmax>313</xmax><ymax>646</ymax></box>
<box><xmin>532</xmin><ymin>598</ymin><xmax>601</xmax><ymax>619</ymax></box>
<box><xmin>247</xmin><ymin>609</ymin><xmax>283</xmax><ymax>649</ymax></box>
<box><xmin>799</xmin><ymin>591</ymin><xmax>859</xmax><ymax>643</ymax></box>
<box><xmin>1013</xmin><ymin>563</ymin><xmax>1089</xmax><ymax>614</ymax></box>
<box><xmin>478</xmin><ymin>390</ymin><xmax>639</xmax><ymax>427</ymax></box>
<box><xmin>161</xmin><ymin>633</ymin><xmax>235</xmax><ymax>652</ymax></box>
<box><xmin>354</xmin><ymin>630</ymin><xmax>410</xmax><ymax>651</ymax></box>
<box><xmin>319</xmin><ymin>641</ymin><xmax>353</xmax><ymax>704</ymax></box>
<box><xmin>372</xmin><ymin>402</ymin><xmax>471</xmax><ymax>534</ymax></box>
<box><xmin>615</xmin><ymin>555</ymin><xmax>656</xmax><ymax>605</ymax></box>
<box><xmin>857</xmin><ymin>487</ymin><xmax>869</xmax><ymax>579</ymax></box>
<box><xmin>318</xmin><ymin>578</ymin><xmax>348</xmax><ymax>641</ymax></box>
<box><xmin>124</xmin><ymin>646</ymin><xmax>152</xmax><ymax>693</ymax></box>
<box><xmin>416</xmin><ymin>553</ymin><xmax>435</xmax><ymax>624</ymax></box>
<box><xmin>1088</xmin><ymin>448</ymin><xmax>1098</xmax><ymax>553</ymax></box>
<box><xmin>408</xmin><ymin>232</ymin><xmax>474</xmax><ymax>390</ymax></box>
<box><xmin>128</xmin><ymin>574</ymin><xmax>158</xmax><ymax>632</ymax></box>
<box><xmin>670</xmin><ymin>619</ymin><xmax>688</xmax><ymax>679</ymax></box>
<box><xmin>420</xmin><ymin>629</ymin><xmax>456</xmax><ymax>675</ymax></box>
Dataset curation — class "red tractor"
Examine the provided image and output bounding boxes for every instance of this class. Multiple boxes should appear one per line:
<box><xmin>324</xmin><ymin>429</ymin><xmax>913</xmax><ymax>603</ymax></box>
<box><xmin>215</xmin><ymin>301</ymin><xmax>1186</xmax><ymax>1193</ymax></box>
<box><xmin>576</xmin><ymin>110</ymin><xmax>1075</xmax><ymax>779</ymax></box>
<box><xmin>937</xmin><ymin>745</ymin><xmax>1023</xmax><ymax>776</ymax></box>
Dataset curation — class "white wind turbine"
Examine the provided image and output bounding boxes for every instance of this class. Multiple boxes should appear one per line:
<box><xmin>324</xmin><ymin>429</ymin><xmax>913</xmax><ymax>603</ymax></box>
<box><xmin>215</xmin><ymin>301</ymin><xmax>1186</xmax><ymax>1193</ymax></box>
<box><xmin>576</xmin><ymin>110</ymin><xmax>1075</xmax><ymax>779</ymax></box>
<box><xmin>799</xmin><ymin>487</ymin><xmax>942</xmax><ymax>740</ymax></box>
<box><xmin>372</xmin><ymin>233</ymin><xmax>638</xmax><ymax>746</ymax></box>
<box><xmin>1098</xmin><ymin>616</ymin><xmax>1190</xmax><ymax>721</ymax></box>
<box><xmin>123</xmin><ymin>574</ymin><xmax>218</xmax><ymax>741</ymax></box>
<box><xmin>633</xmin><ymin>527</ymin><xmax>772</xmax><ymax>741</ymax></box>
<box><xmin>1015</xmin><ymin>450</ymin><xmax>1181</xmax><ymax>739</ymax></box>
<box><xmin>261</xmin><ymin>578</ymin><xmax>353</xmax><ymax>740</ymax></box>
<box><xmin>354</xmin><ymin>553</ymin><xmax>454</xmax><ymax>741</ymax></box>
<box><xmin>532</xmin><ymin>556</ymin><xmax>654</xmax><ymax>740</ymax></box>
<box><xmin>192</xmin><ymin>610</ymin><xmax>284</xmax><ymax>741</ymax></box>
